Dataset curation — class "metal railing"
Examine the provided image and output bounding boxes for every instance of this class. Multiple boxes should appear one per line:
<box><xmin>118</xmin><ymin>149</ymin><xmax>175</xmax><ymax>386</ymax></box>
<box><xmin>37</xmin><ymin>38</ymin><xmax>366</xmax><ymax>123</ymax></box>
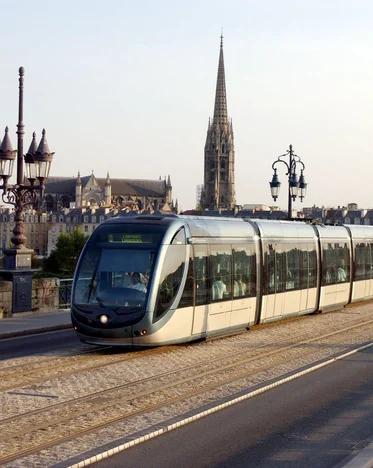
<box><xmin>59</xmin><ymin>278</ymin><xmax>73</xmax><ymax>309</ymax></box>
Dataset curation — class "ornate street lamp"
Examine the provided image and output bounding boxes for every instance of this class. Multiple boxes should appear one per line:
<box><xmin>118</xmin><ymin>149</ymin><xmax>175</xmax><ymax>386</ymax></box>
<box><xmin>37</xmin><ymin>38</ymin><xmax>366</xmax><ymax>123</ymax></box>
<box><xmin>0</xmin><ymin>67</ymin><xmax>54</xmax><ymax>271</ymax></box>
<box><xmin>269</xmin><ymin>144</ymin><xmax>307</xmax><ymax>220</ymax></box>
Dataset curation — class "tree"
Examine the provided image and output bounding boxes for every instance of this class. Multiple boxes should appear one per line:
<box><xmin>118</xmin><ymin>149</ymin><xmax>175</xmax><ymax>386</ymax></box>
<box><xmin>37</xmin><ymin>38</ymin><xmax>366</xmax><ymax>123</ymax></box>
<box><xmin>42</xmin><ymin>230</ymin><xmax>89</xmax><ymax>276</ymax></box>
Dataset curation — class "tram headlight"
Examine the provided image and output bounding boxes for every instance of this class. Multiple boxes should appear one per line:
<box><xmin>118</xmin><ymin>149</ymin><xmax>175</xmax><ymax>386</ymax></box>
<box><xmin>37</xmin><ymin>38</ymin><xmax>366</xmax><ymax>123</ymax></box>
<box><xmin>140</xmin><ymin>329</ymin><xmax>148</xmax><ymax>336</ymax></box>
<box><xmin>100</xmin><ymin>315</ymin><xmax>109</xmax><ymax>324</ymax></box>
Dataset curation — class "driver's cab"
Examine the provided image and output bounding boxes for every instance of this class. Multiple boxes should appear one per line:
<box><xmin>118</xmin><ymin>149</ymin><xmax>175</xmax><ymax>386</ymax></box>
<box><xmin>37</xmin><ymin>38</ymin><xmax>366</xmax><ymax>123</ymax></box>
<box><xmin>95</xmin><ymin>271</ymin><xmax>148</xmax><ymax>308</ymax></box>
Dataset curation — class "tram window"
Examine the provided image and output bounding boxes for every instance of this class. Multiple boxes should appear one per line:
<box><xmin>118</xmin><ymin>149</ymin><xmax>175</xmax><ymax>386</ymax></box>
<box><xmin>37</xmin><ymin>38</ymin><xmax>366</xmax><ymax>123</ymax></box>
<box><xmin>368</xmin><ymin>244</ymin><xmax>373</xmax><ymax>279</ymax></box>
<box><xmin>322</xmin><ymin>241</ymin><xmax>350</xmax><ymax>285</ymax></box>
<box><xmin>299</xmin><ymin>249</ymin><xmax>308</xmax><ymax>289</ymax></box>
<box><xmin>308</xmin><ymin>246</ymin><xmax>317</xmax><ymax>288</ymax></box>
<box><xmin>285</xmin><ymin>246</ymin><xmax>299</xmax><ymax>290</ymax></box>
<box><xmin>210</xmin><ymin>246</ymin><xmax>232</xmax><ymax>301</ymax></box>
<box><xmin>354</xmin><ymin>242</ymin><xmax>367</xmax><ymax>281</ymax></box>
<box><xmin>179</xmin><ymin>252</ymin><xmax>194</xmax><ymax>308</ymax></box>
<box><xmin>276</xmin><ymin>248</ymin><xmax>286</xmax><ymax>293</ymax></box>
<box><xmin>171</xmin><ymin>228</ymin><xmax>186</xmax><ymax>245</ymax></box>
<box><xmin>323</xmin><ymin>243</ymin><xmax>336</xmax><ymax>285</ymax></box>
<box><xmin>265</xmin><ymin>244</ymin><xmax>286</xmax><ymax>295</ymax></box>
<box><xmin>334</xmin><ymin>242</ymin><xmax>350</xmax><ymax>283</ymax></box>
<box><xmin>194</xmin><ymin>245</ymin><xmax>209</xmax><ymax>305</ymax></box>
<box><xmin>232</xmin><ymin>244</ymin><xmax>256</xmax><ymax>298</ymax></box>
<box><xmin>155</xmin><ymin>245</ymin><xmax>186</xmax><ymax>319</ymax></box>
<box><xmin>264</xmin><ymin>245</ymin><xmax>274</xmax><ymax>295</ymax></box>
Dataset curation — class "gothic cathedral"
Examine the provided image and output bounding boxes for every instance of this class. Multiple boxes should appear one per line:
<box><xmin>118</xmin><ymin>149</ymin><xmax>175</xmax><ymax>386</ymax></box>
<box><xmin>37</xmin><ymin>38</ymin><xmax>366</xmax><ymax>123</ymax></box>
<box><xmin>201</xmin><ymin>35</ymin><xmax>236</xmax><ymax>210</ymax></box>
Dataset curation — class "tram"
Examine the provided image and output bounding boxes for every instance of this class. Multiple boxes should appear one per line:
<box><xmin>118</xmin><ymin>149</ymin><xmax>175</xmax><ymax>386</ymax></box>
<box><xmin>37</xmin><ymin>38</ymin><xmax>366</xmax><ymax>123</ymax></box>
<box><xmin>71</xmin><ymin>214</ymin><xmax>373</xmax><ymax>346</ymax></box>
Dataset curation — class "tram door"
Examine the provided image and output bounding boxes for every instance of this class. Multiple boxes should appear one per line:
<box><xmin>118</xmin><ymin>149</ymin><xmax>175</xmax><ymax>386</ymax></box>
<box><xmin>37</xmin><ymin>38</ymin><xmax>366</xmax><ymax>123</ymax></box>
<box><xmin>192</xmin><ymin>245</ymin><xmax>210</xmax><ymax>335</ymax></box>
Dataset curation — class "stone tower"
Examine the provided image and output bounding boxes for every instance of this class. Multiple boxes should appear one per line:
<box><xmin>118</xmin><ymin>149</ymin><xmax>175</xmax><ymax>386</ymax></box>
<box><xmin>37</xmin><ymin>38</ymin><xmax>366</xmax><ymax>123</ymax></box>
<box><xmin>104</xmin><ymin>171</ymin><xmax>112</xmax><ymax>206</ymax></box>
<box><xmin>75</xmin><ymin>171</ymin><xmax>82</xmax><ymax>208</ymax></box>
<box><xmin>202</xmin><ymin>35</ymin><xmax>236</xmax><ymax>210</ymax></box>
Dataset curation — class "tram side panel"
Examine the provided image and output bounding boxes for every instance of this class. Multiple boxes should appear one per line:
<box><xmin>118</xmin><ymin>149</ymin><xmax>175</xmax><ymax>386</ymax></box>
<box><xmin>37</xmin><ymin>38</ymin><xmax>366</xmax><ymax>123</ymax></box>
<box><xmin>198</xmin><ymin>240</ymin><xmax>257</xmax><ymax>336</ymax></box>
<box><xmin>256</xmin><ymin>221</ymin><xmax>319</xmax><ymax>323</ymax></box>
<box><xmin>260</xmin><ymin>239</ymin><xmax>319</xmax><ymax>322</ymax></box>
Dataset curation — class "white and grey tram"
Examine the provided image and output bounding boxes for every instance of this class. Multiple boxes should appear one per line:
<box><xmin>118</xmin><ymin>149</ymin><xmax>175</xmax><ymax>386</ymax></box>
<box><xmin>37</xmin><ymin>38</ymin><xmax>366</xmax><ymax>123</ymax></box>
<box><xmin>71</xmin><ymin>214</ymin><xmax>373</xmax><ymax>347</ymax></box>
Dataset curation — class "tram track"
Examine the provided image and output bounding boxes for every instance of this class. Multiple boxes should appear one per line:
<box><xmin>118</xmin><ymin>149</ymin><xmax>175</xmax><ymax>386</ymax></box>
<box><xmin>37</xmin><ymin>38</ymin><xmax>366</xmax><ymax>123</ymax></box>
<box><xmin>0</xmin><ymin>308</ymin><xmax>366</xmax><ymax>393</ymax></box>
<box><xmin>2</xmin><ymin>314</ymin><xmax>373</xmax><ymax>465</ymax></box>
<box><xmin>0</xmin><ymin>344</ymin><xmax>176</xmax><ymax>392</ymax></box>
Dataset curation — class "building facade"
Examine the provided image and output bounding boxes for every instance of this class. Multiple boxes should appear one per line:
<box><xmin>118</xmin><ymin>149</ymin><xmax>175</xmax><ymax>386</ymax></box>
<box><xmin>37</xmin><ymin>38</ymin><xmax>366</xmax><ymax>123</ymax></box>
<box><xmin>201</xmin><ymin>35</ymin><xmax>236</xmax><ymax>210</ymax></box>
<box><xmin>40</xmin><ymin>173</ymin><xmax>175</xmax><ymax>213</ymax></box>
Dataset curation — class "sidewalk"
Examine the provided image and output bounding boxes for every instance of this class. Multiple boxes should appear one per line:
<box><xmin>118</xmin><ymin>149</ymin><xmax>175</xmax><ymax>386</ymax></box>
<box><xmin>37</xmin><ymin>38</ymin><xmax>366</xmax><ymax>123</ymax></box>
<box><xmin>0</xmin><ymin>310</ymin><xmax>72</xmax><ymax>339</ymax></box>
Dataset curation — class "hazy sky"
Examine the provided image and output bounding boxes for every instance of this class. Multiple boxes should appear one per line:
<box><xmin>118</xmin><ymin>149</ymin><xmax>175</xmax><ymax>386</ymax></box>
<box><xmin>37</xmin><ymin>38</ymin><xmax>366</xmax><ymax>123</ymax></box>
<box><xmin>1</xmin><ymin>0</ymin><xmax>372</xmax><ymax>212</ymax></box>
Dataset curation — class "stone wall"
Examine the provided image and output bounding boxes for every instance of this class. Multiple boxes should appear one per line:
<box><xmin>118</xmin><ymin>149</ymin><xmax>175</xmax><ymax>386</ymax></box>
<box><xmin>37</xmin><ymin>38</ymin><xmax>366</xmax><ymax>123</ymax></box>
<box><xmin>0</xmin><ymin>281</ymin><xmax>12</xmax><ymax>318</ymax></box>
<box><xmin>32</xmin><ymin>278</ymin><xmax>60</xmax><ymax>314</ymax></box>
<box><xmin>0</xmin><ymin>278</ymin><xmax>60</xmax><ymax>317</ymax></box>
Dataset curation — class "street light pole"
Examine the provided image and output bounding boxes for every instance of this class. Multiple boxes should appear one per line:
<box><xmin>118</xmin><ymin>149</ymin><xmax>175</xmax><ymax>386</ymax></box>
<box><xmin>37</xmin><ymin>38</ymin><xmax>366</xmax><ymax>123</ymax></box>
<box><xmin>269</xmin><ymin>144</ymin><xmax>307</xmax><ymax>220</ymax></box>
<box><xmin>0</xmin><ymin>67</ymin><xmax>54</xmax><ymax>271</ymax></box>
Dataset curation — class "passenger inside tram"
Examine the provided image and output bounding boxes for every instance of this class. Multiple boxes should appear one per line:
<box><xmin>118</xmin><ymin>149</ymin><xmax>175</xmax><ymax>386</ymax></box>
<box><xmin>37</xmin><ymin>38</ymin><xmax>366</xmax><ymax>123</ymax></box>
<box><xmin>234</xmin><ymin>273</ymin><xmax>246</xmax><ymax>297</ymax></box>
<box><xmin>213</xmin><ymin>274</ymin><xmax>227</xmax><ymax>300</ymax></box>
<box><xmin>337</xmin><ymin>261</ymin><xmax>347</xmax><ymax>282</ymax></box>
<box><xmin>326</xmin><ymin>265</ymin><xmax>337</xmax><ymax>284</ymax></box>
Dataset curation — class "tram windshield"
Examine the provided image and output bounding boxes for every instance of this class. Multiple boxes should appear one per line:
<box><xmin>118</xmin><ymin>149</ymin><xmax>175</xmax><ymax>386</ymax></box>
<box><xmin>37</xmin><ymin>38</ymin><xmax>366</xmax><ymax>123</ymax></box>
<box><xmin>73</xmin><ymin>223</ymin><xmax>165</xmax><ymax>312</ymax></box>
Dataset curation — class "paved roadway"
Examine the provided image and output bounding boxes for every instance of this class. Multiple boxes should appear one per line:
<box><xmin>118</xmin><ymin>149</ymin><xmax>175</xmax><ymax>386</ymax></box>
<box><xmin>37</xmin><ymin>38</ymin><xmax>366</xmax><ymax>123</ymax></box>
<box><xmin>0</xmin><ymin>329</ymin><xmax>79</xmax><ymax>361</ymax></box>
<box><xmin>91</xmin><ymin>346</ymin><xmax>373</xmax><ymax>468</ymax></box>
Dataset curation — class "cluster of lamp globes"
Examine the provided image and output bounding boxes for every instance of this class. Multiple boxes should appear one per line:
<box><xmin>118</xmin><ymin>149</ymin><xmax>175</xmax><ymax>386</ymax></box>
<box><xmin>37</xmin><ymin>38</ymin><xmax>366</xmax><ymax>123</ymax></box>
<box><xmin>269</xmin><ymin>167</ymin><xmax>307</xmax><ymax>203</ymax></box>
<box><xmin>0</xmin><ymin>126</ymin><xmax>54</xmax><ymax>191</ymax></box>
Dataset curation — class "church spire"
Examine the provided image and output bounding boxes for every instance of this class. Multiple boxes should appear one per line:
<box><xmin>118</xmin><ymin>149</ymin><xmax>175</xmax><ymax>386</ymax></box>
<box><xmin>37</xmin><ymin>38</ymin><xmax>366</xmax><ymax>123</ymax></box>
<box><xmin>202</xmin><ymin>35</ymin><xmax>236</xmax><ymax>211</ymax></box>
<box><xmin>212</xmin><ymin>34</ymin><xmax>228</xmax><ymax>128</ymax></box>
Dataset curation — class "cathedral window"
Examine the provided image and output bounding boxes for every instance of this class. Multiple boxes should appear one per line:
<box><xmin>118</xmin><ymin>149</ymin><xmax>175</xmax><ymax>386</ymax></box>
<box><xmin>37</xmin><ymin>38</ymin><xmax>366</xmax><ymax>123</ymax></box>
<box><xmin>3</xmin><ymin>216</ymin><xmax>6</xmax><ymax>222</ymax></box>
<box><xmin>92</xmin><ymin>216</ymin><xmax>96</xmax><ymax>223</ymax></box>
<box><xmin>66</xmin><ymin>217</ymin><xmax>71</xmax><ymax>223</ymax></box>
<box><xmin>74</xmin><ymin>217</ymin><xmax>78</xmax><ymax>222</ymax></box>
<box><xmin>59</xmin><ymin>216</ymin><xmax>64</xmax><ymax>223</ymax></box>
<box><xmin>52</xmin><ymin>215</ymin><xmax>56</xmax><ymax>222</ymax></box>
<box><xmin>100</xmin><ymin>216</ymin><xmax>104</xmax><ymax>223</ymax></box>
<box><xmin>222</xmin><ymin>144</ymin><xmax>225</xmax><ymax>153</ymax></box>
<box><xmin>84</xmin><ymin>216</ymin><xmax>88</xmax><ymax>223</ymax></box>
<box><xmin>84</xmin><ymin>225</ymin><xmax>89</xmax><ymax>233</ymax></box>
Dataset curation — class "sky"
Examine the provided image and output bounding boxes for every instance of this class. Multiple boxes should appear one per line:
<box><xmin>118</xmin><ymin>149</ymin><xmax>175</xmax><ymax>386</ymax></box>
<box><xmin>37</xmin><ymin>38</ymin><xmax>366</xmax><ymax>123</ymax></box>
<box><xmin>1</xmin><ymin>0</ymin><xmax>372</xmax><ymax>212</ymax></box>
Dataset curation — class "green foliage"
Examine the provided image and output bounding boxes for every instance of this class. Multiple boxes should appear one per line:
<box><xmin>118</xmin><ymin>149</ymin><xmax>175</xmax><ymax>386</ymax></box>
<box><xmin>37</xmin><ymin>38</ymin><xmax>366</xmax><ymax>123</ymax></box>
<box><xmin>41</xmin><ymin>230</ymin><xmax>89</xmax><ymax>276</ymax></box>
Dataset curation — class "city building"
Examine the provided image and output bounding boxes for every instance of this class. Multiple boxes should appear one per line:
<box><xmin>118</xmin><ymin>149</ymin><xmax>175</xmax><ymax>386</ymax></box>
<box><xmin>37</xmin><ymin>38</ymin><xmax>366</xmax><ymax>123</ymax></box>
<box><xmin>40</xmin><ymin>172</ymin><xmax>176</xmax><ymax>213</ymax></box>
<box><xmin>201</xmin><ymin>35</ymin><xmax>236</xmax><ymax>210</ymax></box>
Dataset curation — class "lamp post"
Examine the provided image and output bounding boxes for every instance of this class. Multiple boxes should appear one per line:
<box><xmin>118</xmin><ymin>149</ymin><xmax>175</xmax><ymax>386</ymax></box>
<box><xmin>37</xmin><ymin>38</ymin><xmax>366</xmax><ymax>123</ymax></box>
<box><xmin>269</xmin><ymin>144</ymin><xmax>307</xmax><ymax>220</ymax></box>
<box><xmin>0</xmin><ymin>67</ymin><xmax>54</xmax><ymax>313</ymax></box>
